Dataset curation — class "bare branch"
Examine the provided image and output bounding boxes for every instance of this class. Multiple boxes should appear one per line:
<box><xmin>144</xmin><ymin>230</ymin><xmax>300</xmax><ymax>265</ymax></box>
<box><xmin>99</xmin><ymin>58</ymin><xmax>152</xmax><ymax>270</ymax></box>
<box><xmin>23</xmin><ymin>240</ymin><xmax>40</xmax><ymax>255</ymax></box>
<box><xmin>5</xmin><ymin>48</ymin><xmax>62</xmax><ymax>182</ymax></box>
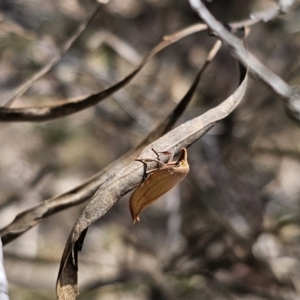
<box><xmin>230</xmin><ymin>1</ymin><xmax>297</xmax><ymax>29</ymax></box>
<box><xmin>0</xmin><ymin>24</ymin><xmax>206</xmax><ymax>122</ymax></box>
<box><xmin>189</xmin><ymin>0</ymin><xmax>300</xmax><ymax>121</ymax></box>
<box><xmin>2</xmin><ymin>0</ymin><xmax>292</xmax><ymax>121</ymax></box>
<box><xmin>56</xmin><ymin>66</ymin><xmax>248</xmax><ymax>299</ymax></box>
<box><xmin>0</xmin><ymin>38</ymin><xmax>220</xmax><ymax>246</ymax></box>
<box><xmin>4</xmin><ymin>5</ymin><xmax>103</xmax><ymax>107</ymax></box>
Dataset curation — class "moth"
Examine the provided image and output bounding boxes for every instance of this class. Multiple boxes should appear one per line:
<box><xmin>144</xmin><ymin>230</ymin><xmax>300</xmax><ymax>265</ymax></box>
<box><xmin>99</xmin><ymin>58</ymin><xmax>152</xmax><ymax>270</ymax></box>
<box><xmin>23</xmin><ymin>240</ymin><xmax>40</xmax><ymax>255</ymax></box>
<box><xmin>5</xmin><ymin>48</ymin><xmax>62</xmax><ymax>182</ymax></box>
<box><xmin>130</xmin><ymin>147</ymin><xmax>189</xmax><ymax>224</ymax></box>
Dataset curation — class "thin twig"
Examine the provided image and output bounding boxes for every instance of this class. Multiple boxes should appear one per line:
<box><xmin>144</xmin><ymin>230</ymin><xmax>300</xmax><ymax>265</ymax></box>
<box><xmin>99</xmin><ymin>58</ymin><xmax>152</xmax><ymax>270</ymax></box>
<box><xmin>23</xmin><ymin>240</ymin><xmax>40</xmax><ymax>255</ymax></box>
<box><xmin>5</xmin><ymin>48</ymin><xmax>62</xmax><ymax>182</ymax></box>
<box><xmin>56</xmin><ymin>66</ymin><xmax>248</xmax><ymax>299</ymax></box>
<box><xmin>4</xmin><ymin>5</ymin><xmax>102</xmax><ymax>107</ymax></box>
<box><xmin>0</xmin><ymin>24</ymin><xmax>207</xmax><ymax>122</ymax></box>
<box><xmin>230</xmin><ymin>1</ymin><xmax>296</xmax><ymax>29</ymax></box>
<box><xmin>189</xmin><ymin>0</ymin><xmax>300</xmax><ymax>121</ymax></box>
<box><xmin>0</xmin><ymin>38</ymin><xmax>220</xmax><ymax>246</ymax></box>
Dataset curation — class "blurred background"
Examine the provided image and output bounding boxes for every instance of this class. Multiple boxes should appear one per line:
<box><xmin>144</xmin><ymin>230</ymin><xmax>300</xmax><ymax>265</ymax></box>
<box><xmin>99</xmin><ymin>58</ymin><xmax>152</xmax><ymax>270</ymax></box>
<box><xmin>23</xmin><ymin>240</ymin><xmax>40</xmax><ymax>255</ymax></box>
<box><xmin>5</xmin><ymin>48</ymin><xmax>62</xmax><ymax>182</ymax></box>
<box><xmin>1</xmin><ymin>0</ymin><xmax>300</xmax><ymax>299</ymax></box>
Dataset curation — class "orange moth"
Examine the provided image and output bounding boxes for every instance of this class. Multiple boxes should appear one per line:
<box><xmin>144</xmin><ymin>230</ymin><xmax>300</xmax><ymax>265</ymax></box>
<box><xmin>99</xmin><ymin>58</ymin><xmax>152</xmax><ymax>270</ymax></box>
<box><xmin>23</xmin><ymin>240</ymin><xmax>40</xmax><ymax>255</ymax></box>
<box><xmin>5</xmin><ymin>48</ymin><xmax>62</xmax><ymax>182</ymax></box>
<box><xmin>130</xmin><ymin>148</ymin><xmax>189</xmax><ymax>224</ymax></box>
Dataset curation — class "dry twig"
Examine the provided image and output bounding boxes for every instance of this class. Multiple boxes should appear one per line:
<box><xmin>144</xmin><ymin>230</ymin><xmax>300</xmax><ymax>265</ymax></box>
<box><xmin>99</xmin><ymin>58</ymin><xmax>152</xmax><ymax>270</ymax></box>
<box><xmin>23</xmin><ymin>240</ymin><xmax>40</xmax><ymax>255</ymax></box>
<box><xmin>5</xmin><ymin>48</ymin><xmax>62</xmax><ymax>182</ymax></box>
<box><xmin>4</xmin><ymin>5</ymin><xmax>103</xmax><ymax>107</ymax></box>
<box><xmin>0</xmin><ymin>24</ymin><xmax>206</xmax><ymax>122</ymax></box>
<box><xmin>56</xmin><ymin>65</ymin><xmax>248</xmax><ymax>299</ymax></box>
<box><xmin>0</xmin><ymin>31</ymin><xmax>220</xmax><ymax>246</ymax></box>
<box><xmin>189</xmin><ymin>0</ymin><xmax>300</xmax><ymax>121</ymax></box>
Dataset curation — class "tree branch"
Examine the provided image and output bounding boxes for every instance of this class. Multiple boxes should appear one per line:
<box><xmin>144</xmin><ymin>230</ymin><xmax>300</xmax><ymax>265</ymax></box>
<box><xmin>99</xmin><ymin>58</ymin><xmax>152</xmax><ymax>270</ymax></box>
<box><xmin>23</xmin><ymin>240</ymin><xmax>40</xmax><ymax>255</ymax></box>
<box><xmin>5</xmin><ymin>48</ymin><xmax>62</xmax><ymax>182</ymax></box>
<box><xmin>0</xmin><ymin>24</ymin><xmax>206</xmax><ymax>122</ymax></box>
<box><xmin>56</xmin><ymin>65</ymin><xmax>248</xmax><ymax>299</ymax></box>
<box><xmin>4</xmin><ymin>5</ymin><xmax>103</xmax><ymax>107</ymax></box>
<box><xmin>189</xmin><ymin>0</ymin><xmax>300</xmax><ymax>121</ymax></box>
<box><xmin>0</xmin><ymin>39</ymin><xmax>221</xmax><ymax>246</ymax></box>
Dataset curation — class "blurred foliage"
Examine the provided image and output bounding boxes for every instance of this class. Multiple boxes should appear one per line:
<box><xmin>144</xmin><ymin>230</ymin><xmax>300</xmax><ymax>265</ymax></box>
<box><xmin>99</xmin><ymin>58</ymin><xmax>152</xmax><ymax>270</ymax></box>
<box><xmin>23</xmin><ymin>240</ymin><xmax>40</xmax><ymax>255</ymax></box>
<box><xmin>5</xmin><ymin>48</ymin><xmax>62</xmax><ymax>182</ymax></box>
<box><xmin>1</xmin><ymin>0</ymin><xmax>300</xmax><ymax>299</ymax></box>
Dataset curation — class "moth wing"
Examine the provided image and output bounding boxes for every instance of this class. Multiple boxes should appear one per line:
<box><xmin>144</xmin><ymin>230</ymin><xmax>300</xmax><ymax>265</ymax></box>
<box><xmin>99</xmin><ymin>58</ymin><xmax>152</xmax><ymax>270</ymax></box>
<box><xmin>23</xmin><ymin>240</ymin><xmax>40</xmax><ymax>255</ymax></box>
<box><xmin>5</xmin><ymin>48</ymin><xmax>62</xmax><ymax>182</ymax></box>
<box><xmin>130</xmin><ymin>165</ymin><xmax>189</xmax><ymax>223</ymax></box>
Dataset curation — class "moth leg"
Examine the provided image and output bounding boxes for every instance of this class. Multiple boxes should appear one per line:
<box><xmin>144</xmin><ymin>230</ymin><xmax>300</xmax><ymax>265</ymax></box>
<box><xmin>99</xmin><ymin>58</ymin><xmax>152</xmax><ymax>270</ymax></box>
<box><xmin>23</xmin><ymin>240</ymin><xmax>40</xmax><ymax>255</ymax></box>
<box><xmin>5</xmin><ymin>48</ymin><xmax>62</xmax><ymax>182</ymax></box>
<box><xmin>145</xmin><ymin>167</ymin><xmax>161</xmax><ymax>175</ymax></box>
<box><xmin>135</xmin><ymin>158</ymin><xmax>166</xmax><ymax>183</ymax></box>
<box><xmin>151</xmin><ymin>147</ymin><xmax>160</xmax><ymax>159</ymax></box>
<box><xmin>151</xmin><ymin>148</ymin><xmax>164</xmax><ymax>169</ymax></box>
<box><xmin>135</xmin><ymin>158</ymin><xmax>166</xmax><ymax>167</ymax></box>
<box><xmin>135</xmin><ymin>148</ymin><xmax>176</xmax><ymax>183</ymax></box>
<box><xmin>135</xmin><ymin>159</ymin><xmax>148</xmax><ymax>182</ymax></box>
<box><xmin>151</xmin><ymin>148</ymin><xmax>174</xmax><ymax>164</ymax></box>
<box><xmin>166</xmin><ymin>151</ymin><xmax>174</xmax><ymax>163</ymax></box>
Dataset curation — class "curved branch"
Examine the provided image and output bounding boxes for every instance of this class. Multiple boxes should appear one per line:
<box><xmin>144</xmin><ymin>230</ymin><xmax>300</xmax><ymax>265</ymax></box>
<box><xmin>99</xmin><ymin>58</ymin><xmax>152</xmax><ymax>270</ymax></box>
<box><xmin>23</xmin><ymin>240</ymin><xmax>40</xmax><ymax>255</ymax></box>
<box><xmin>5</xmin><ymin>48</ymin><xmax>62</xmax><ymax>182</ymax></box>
<box><xmin>0</xmin><ymin>40</ymin><xmax>221</xmax><ymax>246</ymax></box>
<box><xmin>1</xmin><ymin>1</ymin><xmax>292</xmax><ymax>122</ymax></box>
<box><xmin>4</xmin><ymin>5</ymin><xmax>103</xmax><ymax>107</ymax></box>
<box><xmin>189</xmin><ymin>0</ymin><xmax>300</xmax><ymax>121</ymax></box>
<box><xmin>0</xmin><ymin>24</ymin><xmax>206</xmax><ymax>122</ymax></box>
<box><xmin>56</xmin><ymin>66</ymin><xmax>248</xmax><ymax>299</ymax></box>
